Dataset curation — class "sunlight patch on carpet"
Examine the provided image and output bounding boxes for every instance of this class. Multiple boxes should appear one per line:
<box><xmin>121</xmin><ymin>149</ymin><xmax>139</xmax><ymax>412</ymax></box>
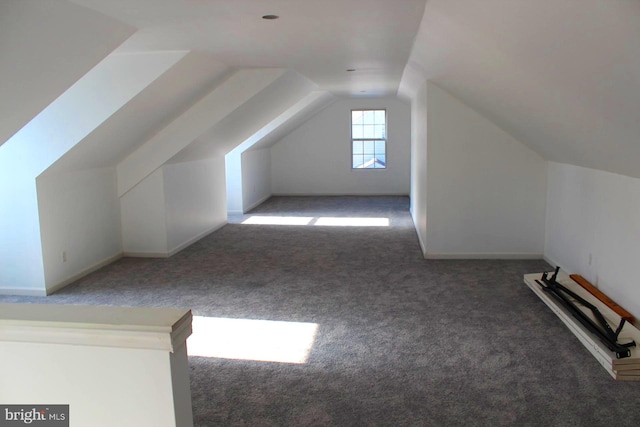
<box><xmin>187</xmin><ymin>316</ymin><xmax>319</xmax><ymax>364</ymax></box>
<box><xmin>241</xmin><ymin>216</ymin><xmax>389</xmax><ymax>227</ymax></box>
<box><xmin>242</xmin><ymin>216</ymin><xmax>313</xmax><ymax>225</ymax></box>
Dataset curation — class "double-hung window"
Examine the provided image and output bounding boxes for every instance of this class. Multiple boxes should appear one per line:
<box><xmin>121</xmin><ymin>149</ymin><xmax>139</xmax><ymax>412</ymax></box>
<box><xmin>351</xmin><ymin>109</ymin><xmax>386</xmax><ymax>169</ymax></box>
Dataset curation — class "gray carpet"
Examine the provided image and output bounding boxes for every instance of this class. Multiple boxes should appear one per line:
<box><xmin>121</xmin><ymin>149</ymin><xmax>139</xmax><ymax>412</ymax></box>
<box><xmin>3</xmin><ymin>196</ymin><xmax>640</xmax><ymax>426</ymax></box>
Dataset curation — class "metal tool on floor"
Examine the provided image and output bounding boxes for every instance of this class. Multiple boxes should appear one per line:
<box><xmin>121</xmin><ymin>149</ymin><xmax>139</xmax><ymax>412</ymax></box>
<box><xmin>535</xmin><ymin>267</ymin><xmax>636</xmax><ymax>359</ymax></box>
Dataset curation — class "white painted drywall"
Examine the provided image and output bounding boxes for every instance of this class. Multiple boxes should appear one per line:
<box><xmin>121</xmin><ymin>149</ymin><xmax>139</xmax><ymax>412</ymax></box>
<box><xmin>225</xmin><ymin>151</ymin><xmax>244</xmax><ymax>214</ymax></box>
<box><xmin>545</xmin><ymin>162</ymin><xmax>640</xmax><ymax>319</ymax></box>
<box><xmin>121</xmin><ymin>169</ymin><xmax>168</xmax><ymax>256</ymax></box>
<box><xmin>242</xmin><ymin>148</ymin><xmax>272</xmax><ymax>212</ymax></box>
<box><xmin>424</xmin><ymin>82</ymin><xmax>547</xmax><ymax>258</ymax></box>
<box><xmin>271</xmin><ymin>97</ymin><xmax>411</xmax><ymax>195</ymax></box>
<box><xmin>400</xmin><ymin>0</ymin><xmax>640</xmax><ymax>180</ymax></box>
<box><xmin>0</xmin><ymin>51</ymin><xmax>186</xmax><ymax>293</ymax></box>
<box><xmin>410</xmin><ymin>82</ymin><xmax>428</xmax><ymax>254</ymax></box>
<box><xmin>117</xmin><ymin>69</ymin><xmax>286</xmax><ymax>197</ymax></box>
<box><xmin>0</xmin><ymin>0</ymin><xmax>134</xmax><ymax>146</ymax></box>
<box><xmin>163</xmin><ymin>157</ymin><xmax>227</xmax><ymax>254</ymax></box>
<box><xmin>0</xmin><ymin>170</ymin><xmax>45</xmax><ymax>295</ymax></box>
<box><xmin>121</xmin><ymin>157</ymin><xmax>227</xmax><ymax>257</ymax></box>
<box><xmin>173</xmin><ymin>70</ymin><xmax>318</xmax><ymax>162</ymax></box>
<box><xmin>37</xmin><ymin>168</ymin><xmax>122</xmax><ymax>292</ymax></box>
<box><xmin>222</xmin><ymin>88</ymin><xmax>334</xmax><ymax>214</ymax></box>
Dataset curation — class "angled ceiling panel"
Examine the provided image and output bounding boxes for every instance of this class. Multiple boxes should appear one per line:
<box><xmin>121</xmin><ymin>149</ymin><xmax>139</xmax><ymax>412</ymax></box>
<box><xmin>401</xmin><ymin>0</ymin><xmax>640</xmax><ymax>178</ymax></box>
<box><xmin>0</xmin><ymin>0</ymin><xmax>134</xmax><ymax>146</ymax></box>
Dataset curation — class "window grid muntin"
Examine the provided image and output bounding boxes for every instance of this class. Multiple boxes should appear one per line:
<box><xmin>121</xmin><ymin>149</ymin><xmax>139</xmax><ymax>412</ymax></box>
<box><xmin>351</xmin><ymin>109</ymin><xmax>386</xmax><ymax>169</ymax></box>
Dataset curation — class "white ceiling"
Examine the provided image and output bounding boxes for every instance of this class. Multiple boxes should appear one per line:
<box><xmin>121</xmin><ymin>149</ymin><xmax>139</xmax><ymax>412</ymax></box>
<box><xmin>68</xmin><ymin>0</ymin><xmax>427</xmax><ymax>96</ymax></box>
<box><xmin>44</xmin><ymin>52</ymin><xmax>230</xmax><ymax>175</ymax></box>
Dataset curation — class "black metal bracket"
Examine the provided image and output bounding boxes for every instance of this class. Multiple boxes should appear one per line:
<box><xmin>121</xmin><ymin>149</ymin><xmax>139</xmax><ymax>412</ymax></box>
<box><xmin>536</xmin><ymin>266</ymin><xmax>636</xmax><ymax>359</ymax></box>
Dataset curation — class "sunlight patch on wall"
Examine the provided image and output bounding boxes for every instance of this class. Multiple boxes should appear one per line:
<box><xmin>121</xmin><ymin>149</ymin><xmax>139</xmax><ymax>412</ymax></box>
<box><xmin>187</xmin><ymin>316</ymin><xmax>318</xmax><ymax>364</ymax></box>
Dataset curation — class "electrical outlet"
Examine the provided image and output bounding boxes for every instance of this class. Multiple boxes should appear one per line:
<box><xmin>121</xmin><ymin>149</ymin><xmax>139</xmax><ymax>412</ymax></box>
<box><xmin>62</xmin><ymin>251</ymin><xmax>67</xmax><ymax>262</ymax></box>
<box><xmin>588</xmin><ymin>253</ymin><xmax>592</xmax><ymax>266</ymax></box>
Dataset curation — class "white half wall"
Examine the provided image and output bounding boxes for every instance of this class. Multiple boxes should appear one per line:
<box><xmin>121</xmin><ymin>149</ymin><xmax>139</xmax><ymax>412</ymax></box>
<box><xmin>37</xmin><ymin>168</ymin><xmax>122</xmax><ymax>293</ymax></box>
<box><xmin>164</xmin><ymin>157</ymin><xmax>227</xmax><ymax>254</ymax></box>
<box><xmin>271</xmin><ymin>97</ymin><xmax>411</xmax><ymax>195</ymax></box>
<box><xmin>545</xmin><ymin>162</ymin><xmax>640</xmax><ymax>319</ymax></box>
<box><xmin>242</xmin><ymin>148</ymin><xmax>272</xmax><ymax>212</ymax></box>
<box><xmin>424</xmin><ymin>82</ymin><xmax>547</xmax><ymax>258</ymax></box>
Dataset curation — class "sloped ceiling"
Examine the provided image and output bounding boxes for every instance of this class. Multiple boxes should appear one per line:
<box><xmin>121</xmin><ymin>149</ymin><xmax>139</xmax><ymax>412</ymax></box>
<box><xmin>0</xmin><ymin>0</ymin><xmax>134</xmax><ymax>147</ymax></box>
<box><xmin>246</xmin><ymin>91</ymin><xmax>336</xmax><ymax>152</ymax></box>
<box><xmin>169</xmin><ymin>70</ymin><xmax>322</xmax><ymax>163</ymax></box>
<box><xmin>400</xmin><ymin>0</ymin><xmax>640</xmax><ymax>178</ymax></box>
<box><xmin>44</xmin><ymin>52</ymin><xmax>230</xmax><ymax>175</ymax></box>
<box><xmin>68</xmin><ymin>0</ymin><xmax>426</xmax><ymax>96</ymax></box>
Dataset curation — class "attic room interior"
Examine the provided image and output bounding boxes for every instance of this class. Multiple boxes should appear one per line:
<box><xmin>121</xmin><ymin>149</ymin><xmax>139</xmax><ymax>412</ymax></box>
<box><xmin>2</xmin><ymin>0</ymin><xmax>640</xmax><ymax>426</ymax></box>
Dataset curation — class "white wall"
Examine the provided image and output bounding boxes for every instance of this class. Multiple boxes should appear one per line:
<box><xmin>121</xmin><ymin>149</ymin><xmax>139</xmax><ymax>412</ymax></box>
<box><xmin>242</xmin><ymin>148</ymin><xmax>272</xmax><ymax>212</ymax></box>
<box><xmin>545</xmin><ymin>162</ymin><xmax>640</xmax><ymax>319</ymax></box>
<box><xmin>121</xmin><ymin>169</ymin><xmax>168</xmax><ymax>256</ymax></box>
<box><xmin>410</xmin><ymin>82</ymin><xmax>428</xmax><ymax>253</ymax></box>
<box><xmin>121</xmin><ymin>158</ymin><xmax>227</xmax><ymax>257</ymax></box>
<box><xmin>0</xmin><ymin>51</ymin><xmax>186</xmax><ymax>294</ymax></box>
<box><xmin>225</xmin><ymin>151</ymin><xmax>244</xmax><ymax>214</ymax></box>
<box><xmin>37</xmin><ymin>168</ymin><xmax>122</xmax><ymax>293</ymax></box>
<box><xmin>271</xmin><ymin>97</ymin><xmax>411</xmax><ymax>195</ymax></box>
<box><xmin>424</xmin><ymin>82</ymin><xmax>547</xmax><ymax>258</ymax></box>
<box><xmin>164</xmin><ymin>157</ymin><xmax>227</xmax><ymax>254</ymax></box>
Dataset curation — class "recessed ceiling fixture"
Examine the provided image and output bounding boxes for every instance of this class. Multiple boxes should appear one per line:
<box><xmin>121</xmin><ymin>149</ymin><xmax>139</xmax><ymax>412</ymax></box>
<box><xmin>346</xmin><ymin>69</ymin><xmax>356</xmax><ymax>72</ymax></box>
<box><xmin>262</xmin><ymin>14</ymin><xmax>279</xmax><ymax>20</ymax></box>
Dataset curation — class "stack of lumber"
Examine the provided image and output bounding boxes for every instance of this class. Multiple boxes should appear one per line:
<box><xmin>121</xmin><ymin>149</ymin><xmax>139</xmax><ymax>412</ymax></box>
<box><xmin>524</xmin><ymin>271</ymin><xmax>640</xmax><ymax>381</ymax></box>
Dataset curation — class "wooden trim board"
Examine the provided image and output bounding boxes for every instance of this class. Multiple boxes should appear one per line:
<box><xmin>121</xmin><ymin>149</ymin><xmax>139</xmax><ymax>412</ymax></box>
<box><xmin>524</xmin><ymin>272</ymin><xmax>640</xmax><ymax>381</ymax></box>
<box><xmin>569</xmin><ymin>274</ymin><xmax>634</xmax><ymax>323</ymax></box>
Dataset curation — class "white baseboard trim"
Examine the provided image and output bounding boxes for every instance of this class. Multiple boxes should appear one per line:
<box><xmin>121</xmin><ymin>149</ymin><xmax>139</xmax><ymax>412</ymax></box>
<box><xmin>243</xmin><ymin>194</ymin><xmax>272</xmax><ymax>214</ymax></box>
<box><xmin>272</xmin><ymin>193</ymin><xmax>410</xmax><ymax>197</ymax></box>
<box><xmin>425</xmin><ymin>252</ymin><xmax>544</xmax><ymax>260</ymax></box>
<box><xmin>46</xmin><ymin>252</ymin><xmax>124</xmax><ymax>295</ymax></box>
<box><xmin>123</xmin><ymin>251</ymin><xmax>170</xmax><ymax>258</ymax></box>
<box><xmin>125</xmin><ymin>222</ymin><xmax>228</xmax><ymax>259</ymax></box>
<box><xmin>167</xmin><ymin>222</ymin><xmax>227</xmax><ymax>257</ymax></box>
<box><xmin>409</xmin><ymin>211</ymin><xmax>427</xmax><ymax>256</ymax></box>
<box><xmin>0</xmin><ymin>287</ymin><xmax>47</xmax><ymax>297</ymax></box>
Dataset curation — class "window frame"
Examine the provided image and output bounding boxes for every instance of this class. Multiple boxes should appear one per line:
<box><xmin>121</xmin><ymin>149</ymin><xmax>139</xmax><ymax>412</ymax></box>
<box><xmin>350</xmin><ymin>108</ymin><xmax>387</xmax><ymax>170</ymax></box>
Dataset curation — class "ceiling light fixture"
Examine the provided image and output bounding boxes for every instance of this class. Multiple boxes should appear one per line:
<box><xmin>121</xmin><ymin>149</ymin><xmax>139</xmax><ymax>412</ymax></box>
<box><xmin>346</xmin><ymin>69</ymin><xmax>356</xmax><ymax>72</ymax></box>
<box><xmin>262</xmin><ymin>14</ymin><xmax>279</xmax><ymax>20</ymax></box>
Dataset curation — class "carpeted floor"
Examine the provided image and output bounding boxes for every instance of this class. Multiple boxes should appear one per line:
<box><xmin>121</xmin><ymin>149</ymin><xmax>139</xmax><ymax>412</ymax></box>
<box><xmin>3</xmin><ymin>196</ymin><xmax>640</xmax><ymax>426</ymax></box>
